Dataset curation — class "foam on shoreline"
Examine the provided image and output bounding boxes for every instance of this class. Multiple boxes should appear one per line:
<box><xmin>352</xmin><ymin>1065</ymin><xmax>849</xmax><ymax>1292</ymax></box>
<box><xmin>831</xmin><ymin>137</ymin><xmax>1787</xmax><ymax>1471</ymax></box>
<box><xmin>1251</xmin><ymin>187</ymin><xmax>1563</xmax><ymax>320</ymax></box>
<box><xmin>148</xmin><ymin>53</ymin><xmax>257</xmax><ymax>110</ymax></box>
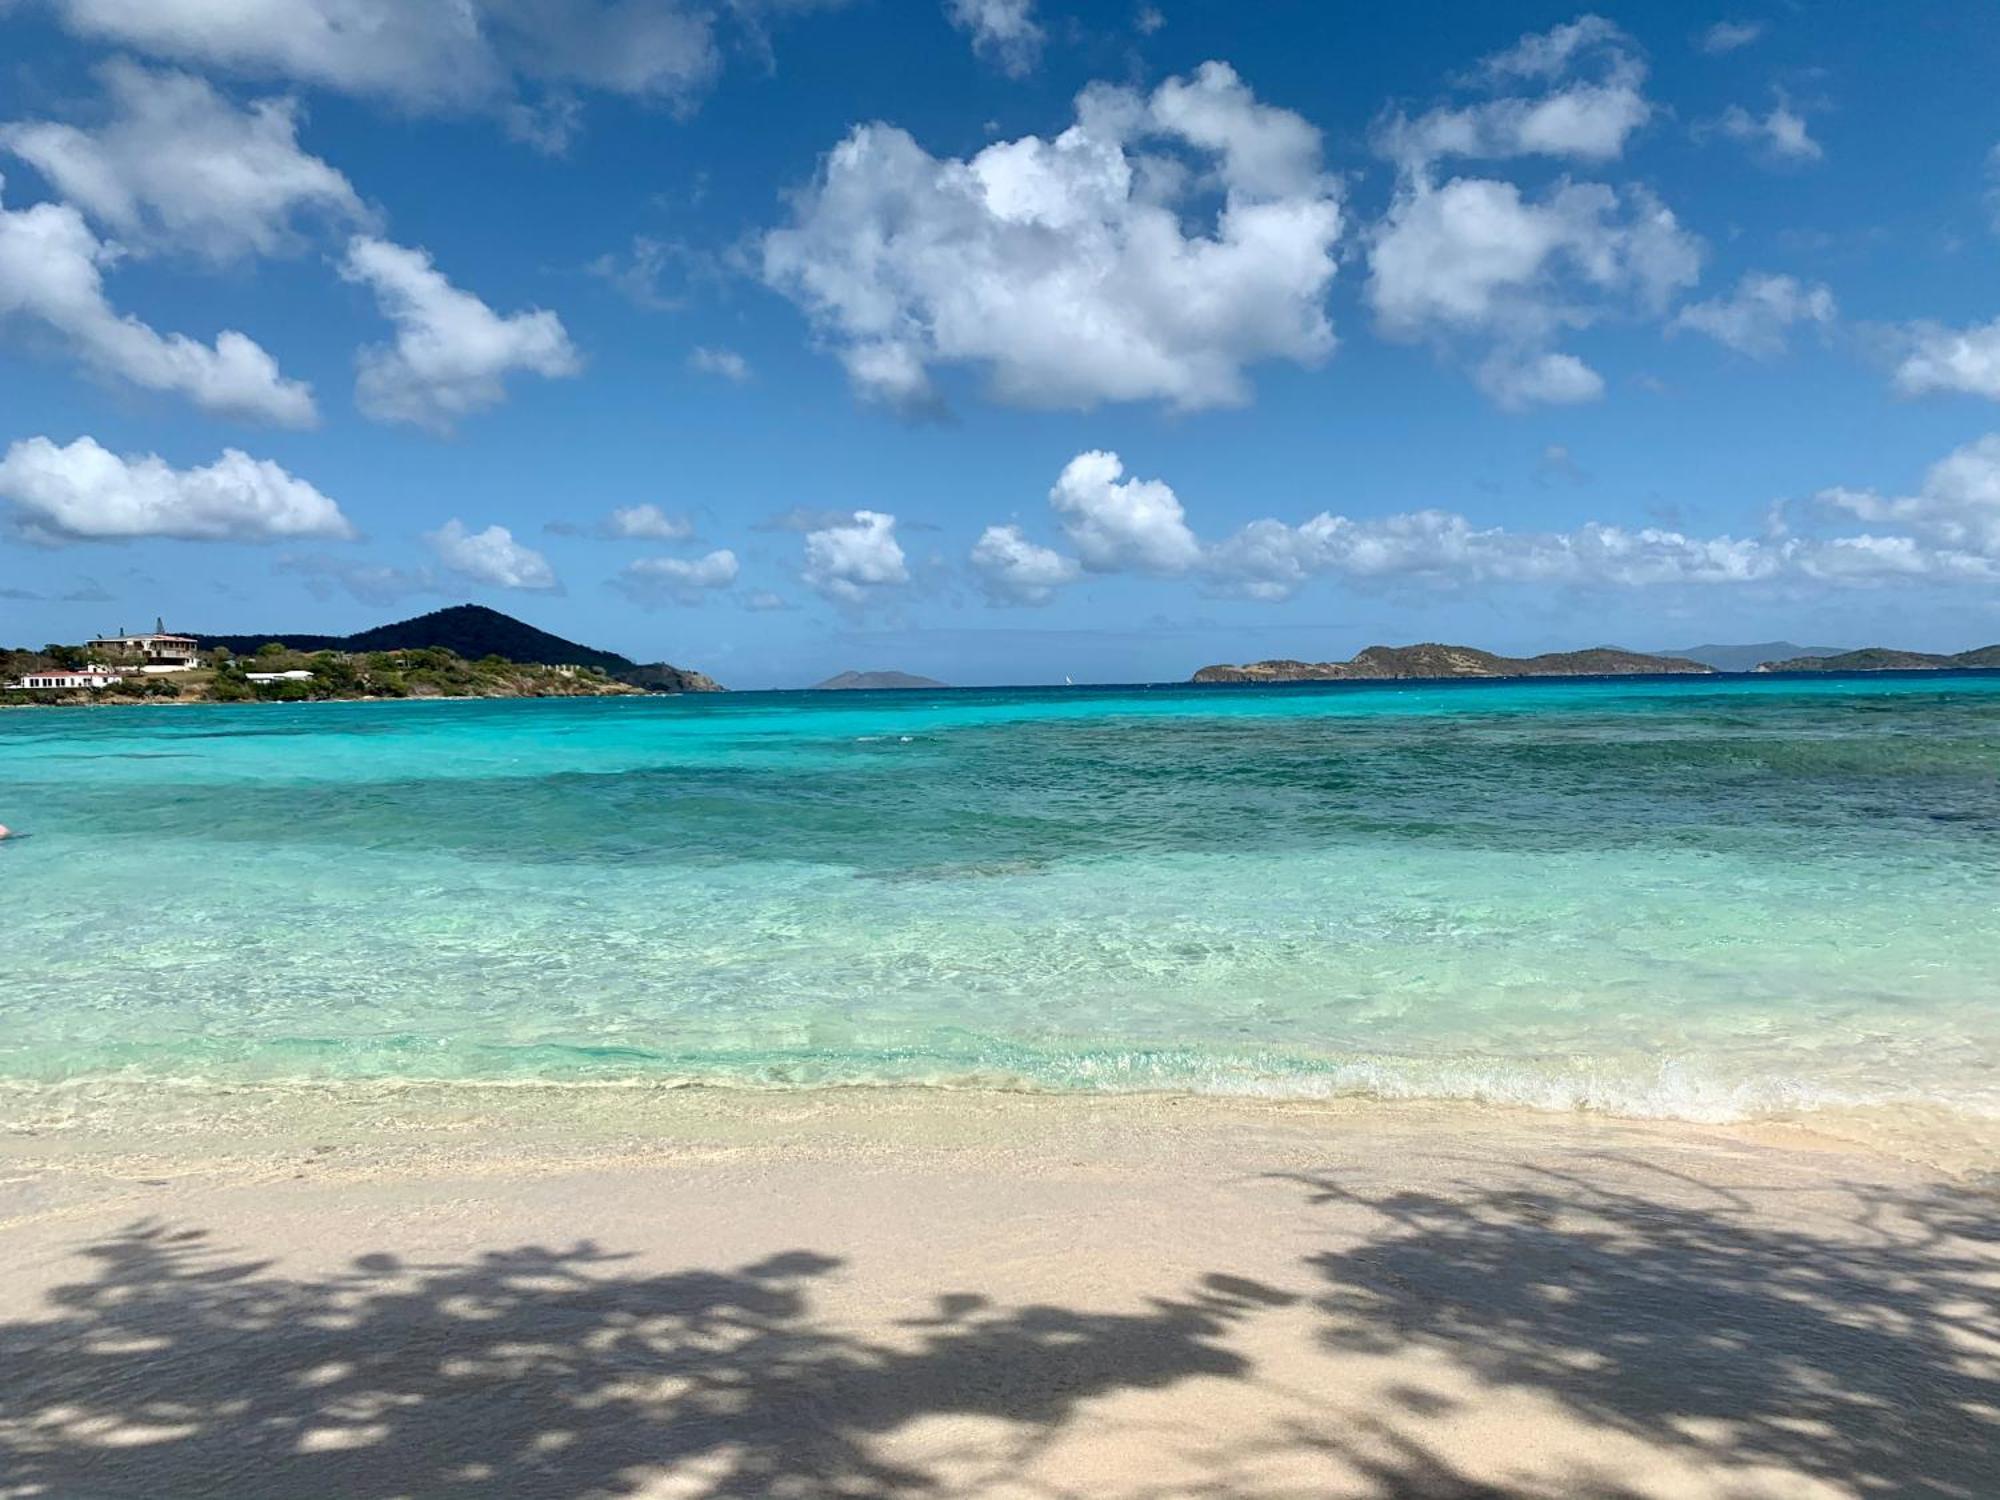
<box><xmin>5</xmin><ymin>1076</ymin><xmax>1994</xmax><ymax>1184</ymax></box>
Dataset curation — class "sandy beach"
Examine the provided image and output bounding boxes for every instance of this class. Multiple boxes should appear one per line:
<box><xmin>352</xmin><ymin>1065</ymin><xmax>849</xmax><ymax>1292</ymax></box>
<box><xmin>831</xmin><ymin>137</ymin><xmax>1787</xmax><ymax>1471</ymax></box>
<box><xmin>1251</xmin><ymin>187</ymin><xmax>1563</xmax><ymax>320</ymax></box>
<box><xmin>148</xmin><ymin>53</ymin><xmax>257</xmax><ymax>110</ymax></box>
<box><xmin>3</xmin><ymin>1090</ymin><xmax>1994</xmax><ymax>1499</ymax></box>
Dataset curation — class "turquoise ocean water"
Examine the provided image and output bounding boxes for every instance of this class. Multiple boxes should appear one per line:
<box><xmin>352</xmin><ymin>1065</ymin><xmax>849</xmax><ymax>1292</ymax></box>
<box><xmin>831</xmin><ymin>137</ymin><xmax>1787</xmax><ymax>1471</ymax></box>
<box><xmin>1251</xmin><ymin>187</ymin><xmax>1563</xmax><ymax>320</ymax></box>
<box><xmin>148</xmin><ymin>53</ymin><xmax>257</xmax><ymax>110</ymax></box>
<box><xmin>3</xmin><ymin>674</ymin><xmax>1998</xmax><ymax>1131</ymax></box>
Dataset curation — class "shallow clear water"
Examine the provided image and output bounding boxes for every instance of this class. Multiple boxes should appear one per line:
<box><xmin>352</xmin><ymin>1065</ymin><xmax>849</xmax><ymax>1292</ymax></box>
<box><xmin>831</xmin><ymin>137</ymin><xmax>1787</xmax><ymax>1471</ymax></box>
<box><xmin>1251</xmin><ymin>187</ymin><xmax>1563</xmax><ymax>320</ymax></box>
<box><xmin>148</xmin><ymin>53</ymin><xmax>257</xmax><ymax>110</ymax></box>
<box><xmin>4</xmin><ymin>674</ymin><xmax>1999</xmax><ymax>1128</ymax></box>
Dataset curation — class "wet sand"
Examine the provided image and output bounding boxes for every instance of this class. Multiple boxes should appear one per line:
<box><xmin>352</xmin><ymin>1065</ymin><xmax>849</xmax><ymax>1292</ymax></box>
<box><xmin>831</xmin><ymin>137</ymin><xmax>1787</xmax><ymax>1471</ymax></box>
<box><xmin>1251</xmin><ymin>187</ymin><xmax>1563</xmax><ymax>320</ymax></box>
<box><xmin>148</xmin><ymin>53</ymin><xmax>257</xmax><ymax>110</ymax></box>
<box><xmin>2</xmin><ymin>1090</ymin><xmax>1996</xmax><ymax>1498</ymax></box>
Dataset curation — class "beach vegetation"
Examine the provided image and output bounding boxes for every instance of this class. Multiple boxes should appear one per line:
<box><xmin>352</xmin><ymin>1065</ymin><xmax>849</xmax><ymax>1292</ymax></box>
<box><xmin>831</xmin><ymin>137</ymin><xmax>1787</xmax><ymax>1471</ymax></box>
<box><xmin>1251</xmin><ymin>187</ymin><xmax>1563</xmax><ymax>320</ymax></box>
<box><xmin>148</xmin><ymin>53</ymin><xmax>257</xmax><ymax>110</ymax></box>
<box><xmin>2</xmin><ymin>603</ymin><xmax>721</xmax><ymax>705</ymax></box>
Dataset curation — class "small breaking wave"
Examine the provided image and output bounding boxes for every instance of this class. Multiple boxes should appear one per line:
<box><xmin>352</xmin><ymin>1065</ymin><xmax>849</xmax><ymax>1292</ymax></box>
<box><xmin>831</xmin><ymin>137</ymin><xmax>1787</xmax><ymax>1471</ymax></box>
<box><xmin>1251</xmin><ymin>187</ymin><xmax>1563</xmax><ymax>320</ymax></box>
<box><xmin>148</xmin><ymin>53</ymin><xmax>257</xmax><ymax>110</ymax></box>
<box><xmin>4</xmin><ymin>1037</ymin><xmax>1993</xmax><ymax>1143</ymax></box>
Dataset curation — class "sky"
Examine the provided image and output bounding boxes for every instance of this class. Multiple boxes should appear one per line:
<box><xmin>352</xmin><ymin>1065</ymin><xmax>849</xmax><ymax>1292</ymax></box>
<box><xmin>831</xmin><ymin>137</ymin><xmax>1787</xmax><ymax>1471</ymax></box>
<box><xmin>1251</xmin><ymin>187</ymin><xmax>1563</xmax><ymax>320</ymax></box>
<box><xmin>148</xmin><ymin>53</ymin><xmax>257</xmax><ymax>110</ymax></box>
<box><xmin>0</xmin><ymin>1</ymin><xmax>1997</xmax><ymax>687</ymax></box>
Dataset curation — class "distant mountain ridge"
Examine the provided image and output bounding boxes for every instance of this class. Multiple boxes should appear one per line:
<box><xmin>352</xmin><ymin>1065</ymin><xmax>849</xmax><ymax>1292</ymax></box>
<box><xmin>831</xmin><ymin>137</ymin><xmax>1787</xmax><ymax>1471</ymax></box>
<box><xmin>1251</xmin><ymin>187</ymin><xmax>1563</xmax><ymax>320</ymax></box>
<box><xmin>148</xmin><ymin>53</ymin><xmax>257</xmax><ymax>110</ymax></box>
<box><xmin>1654</xmin><ymin>641</ymin><xmax>1848</xmax><ymax>673</ymax></box>
<box><xmin>1757</xmin><ymin>644</ymin><xmax>2000</xmax><ymax>673</ymax></box>
<box><xmin>813</xmin><ymin>670</ymin><xmax>947</xmax><ymax>690</ymax></box>
<box><xmin>195</xmin><ymin>604</ymin><xmax>722</xmax><ymax>690</ymax></box>
<box><xmin>1193</xmin><ymin>644</ymin><xmax>1712</xmax><ymax>684</ymax></box>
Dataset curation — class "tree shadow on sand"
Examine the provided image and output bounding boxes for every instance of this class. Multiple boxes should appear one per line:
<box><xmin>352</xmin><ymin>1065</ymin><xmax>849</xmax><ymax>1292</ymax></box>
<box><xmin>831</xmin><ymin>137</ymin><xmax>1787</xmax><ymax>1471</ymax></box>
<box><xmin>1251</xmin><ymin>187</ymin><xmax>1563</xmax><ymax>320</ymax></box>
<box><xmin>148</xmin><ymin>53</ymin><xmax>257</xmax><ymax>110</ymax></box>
<box><xmin>1</xmin><ymin>1164</ymin><xmax>1995</xmax><ymax>1500</ymax></box>
<box><xmin>0</xmin><ymin>1221</ymin><xmax>1292</xmax><ymax>1500</ymax></box>
<box><xmin>1283</xmin><ymin>1160</ymin><xmax>2000</xmax><ymax>1499</ymax></box>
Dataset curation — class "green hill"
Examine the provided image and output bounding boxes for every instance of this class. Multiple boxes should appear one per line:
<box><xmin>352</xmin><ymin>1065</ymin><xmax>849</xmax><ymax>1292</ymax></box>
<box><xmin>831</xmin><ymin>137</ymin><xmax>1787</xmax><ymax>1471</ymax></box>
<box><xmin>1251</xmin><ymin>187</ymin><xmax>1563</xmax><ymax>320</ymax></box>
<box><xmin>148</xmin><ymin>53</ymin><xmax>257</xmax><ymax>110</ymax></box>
<box><xmin>1193</xmin><ymin>644</ymin><xmax>1712</xmax><ymax>684</ymax></box>
<box><xmin>197</xmin><ymin>605</ymin><xmax>635</xmax><ymax>672</ymax></box>
<box><xmin>1758</xmin><ymin>644</ymin><xmax>2000</xmax><ymax>672</ymax></box>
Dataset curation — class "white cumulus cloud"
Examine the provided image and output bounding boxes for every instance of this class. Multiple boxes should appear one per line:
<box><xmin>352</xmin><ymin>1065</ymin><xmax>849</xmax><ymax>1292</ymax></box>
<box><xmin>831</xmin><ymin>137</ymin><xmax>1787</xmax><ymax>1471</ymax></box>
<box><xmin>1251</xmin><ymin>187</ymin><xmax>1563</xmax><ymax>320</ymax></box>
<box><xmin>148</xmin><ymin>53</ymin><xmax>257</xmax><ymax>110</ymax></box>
<box><xmin>1364</xmin><ymin>19</ymin><xmax>1702</xmax><ymax>408</ymax></box>
<box><xmin>802</xmin><ymin>509</ymin><xmax>908</xmax><ymax>604</ymax></box>
<box><xmin>687</xmin><ymin>345</ymin><xmax>751</xmax><ymax>382</ymax></box>
<box><xmin>0</xmin><ymin>60</ymin><xmax>366</xmax><ymax>261</ymax></box>
<box><xmin>0</xmin><ymin>434</ymin><xmax>352</xmax><ymax>542</ymax></box>
<box><xmin>1698</xmin><ymin>20</ymin><xmax>1764</xmax><ymax>54</ymax></box>
<box><xmin>970</xmin><ymin>522</ymin><xmax>1079</xmax><ymax>605</ymax></box>
<box><xmin>1476</xmin><ymin>13</ymin><xmax>1624</xmax><ymax>80</ymax></box>
<box><xmin>612</xmin><ymin>547</ymin><xmax>740</xmax><ymax>606</ymax></box>
<box><xmin>1368</xmin><ymin>177</ymin><xmax>1700</xmax><ymax>339</ymax></box>
<box><xmin>1377</xmin><ymin>15</ymin><xmax>1651</xmax><ymax>169</ymax></box>
<box><xmin>978</xmin><ymin>445</ymin><xmax>2000</xmax><ymax>605</ymax></box>
<box><xmin>1475</xmin><ymin>349</ymin><xmax>1605</xmax><ymax>407</ymax></box>
<box><xmin>0</xmin><ymin>176</ymin><xmax>316</xmax><ymax>423</ymax></box>
<box><xmin>426</xmin><ymin>518</ymin><xmax>558</xmax><ymax>589</ymax></box>
<box><xmin>1047</xmin><ymin>449</ymin><xmax>1201</xmax><ymax>574</ymax></box>
<box><xmin>485</xmin><ymin>0</ymin><xmax>718</xmax><ymax>103</ymax></box>
<box><xmin>600</xmin><ymin>503</ymin><xmax>694</xmax><ymax>540</ymax></box>
<box><xmin>341</xmin><ymin>235</ymin><xmax>581</xmax><ymax>432</ymax></box>
<box><xmin>1203</xmin><ymin>509</ymin><xmax>1782</xmax><ymax>599</ymax></box>
<box><xmin>1715</xmin><ymin>93</ymin><xmax>1822</xmax><ymax>163</ymax></box>
<box><xmin>32</xmin><ymin>0</ymin><xmax>746</xmax><ymax>135</ymax></box>
<box><xmin>31</xmin><ymin>1</ymin><xmax>850</xmax><ymax>151</ymax></box>
<box><xmin>761</xmin><ymin>61</ymin><xmax>1342</xmax><ymax>413</ymax></box>
<box><xmin>1366</xmin><ymin>174</ymin><xmax>1700</xmax><ymax>406</ymax></box>
<box><xmin>1671</xmin><ymin>272</ymin><xmax>1835</xmax><ymax>357</ymax></box>
<box><xmin>1814</xmin><ymin>433</ymin><xmax>2000</xmax><ymax>557</ymax></box>
<box><xmin>1893</xmin><ymin>316</ymin><xmax>2000</xmax><ymax>401</ymax></box>
<box><xmin>41</xmin><ymin>0</ymin><xmax>504</xmax><ymax>108</ymax></box>
<box><xmin>945</xmin><ymin>0</ymin><xmax>1043</xmax><ymax>76</ymax></box>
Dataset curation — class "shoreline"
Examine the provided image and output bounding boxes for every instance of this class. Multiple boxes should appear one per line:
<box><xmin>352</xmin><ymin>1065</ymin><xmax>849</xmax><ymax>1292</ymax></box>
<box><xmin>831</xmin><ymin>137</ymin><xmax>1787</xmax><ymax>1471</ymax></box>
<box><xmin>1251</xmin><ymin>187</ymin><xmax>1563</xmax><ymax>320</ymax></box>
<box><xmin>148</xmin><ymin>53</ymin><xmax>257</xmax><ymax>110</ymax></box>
<box><xmin>7</xmin><ymin>1080</ymin><xmax>1992</xmax><ymax>1184</ymax></box>
<box><xmin>0</xmin><ymin>692</ymin><xmax>644</xmax><ymax>712</ymax></box>
<box><xmin>8</xmin><ymin>662</ymin><xmax>2000</xmax><ymax>709</ymax></box>
<box><xmin>4</xmin><ymin>1087</ymin><xmax>1994</xmax><ymax>1497</ymax></box>
<box><xmin>6</xmin><ymin>1082</ymin><xmax>1996</xmax><ymax>1190</ymax></box>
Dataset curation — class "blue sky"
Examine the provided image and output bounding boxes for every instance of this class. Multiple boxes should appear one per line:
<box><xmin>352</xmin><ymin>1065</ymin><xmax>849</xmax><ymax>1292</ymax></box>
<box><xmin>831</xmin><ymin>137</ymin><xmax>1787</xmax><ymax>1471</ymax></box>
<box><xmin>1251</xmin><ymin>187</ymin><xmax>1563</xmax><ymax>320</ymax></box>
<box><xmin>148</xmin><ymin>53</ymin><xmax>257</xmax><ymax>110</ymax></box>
<box><xmin>0</xmin><ymin>0</ymin><xmax>1997</xmax><ymax>686</ymax></box>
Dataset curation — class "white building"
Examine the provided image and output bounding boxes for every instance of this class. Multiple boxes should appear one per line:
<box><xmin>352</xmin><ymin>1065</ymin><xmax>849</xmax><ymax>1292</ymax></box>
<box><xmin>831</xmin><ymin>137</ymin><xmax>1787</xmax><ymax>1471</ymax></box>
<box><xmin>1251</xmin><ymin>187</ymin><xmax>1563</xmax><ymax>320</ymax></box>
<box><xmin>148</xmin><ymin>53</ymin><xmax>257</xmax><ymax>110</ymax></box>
<box><xmin>245</xmin><ymin>670</ymin><xmax>314</xmax><ymax>683</ymax></box>
<box><xmin>8</xmin><ymin>668</ymin><xmax>124</xmax><ymax>691</ymax></box>
<box><xmin>87</xmin><ymin>619</ymin><xmax>199</xmax><ymax>673</ymax></box>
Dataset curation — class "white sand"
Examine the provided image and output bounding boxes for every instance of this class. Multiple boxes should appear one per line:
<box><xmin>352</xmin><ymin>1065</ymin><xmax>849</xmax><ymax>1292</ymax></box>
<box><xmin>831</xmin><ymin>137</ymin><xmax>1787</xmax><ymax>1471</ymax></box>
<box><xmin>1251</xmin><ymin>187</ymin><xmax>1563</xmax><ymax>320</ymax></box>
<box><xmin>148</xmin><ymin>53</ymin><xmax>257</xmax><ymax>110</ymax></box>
<box><xmin>2</xmin><ymin>1090</ymin><xmax>1996</xmax><ymax>1499</ymax></box>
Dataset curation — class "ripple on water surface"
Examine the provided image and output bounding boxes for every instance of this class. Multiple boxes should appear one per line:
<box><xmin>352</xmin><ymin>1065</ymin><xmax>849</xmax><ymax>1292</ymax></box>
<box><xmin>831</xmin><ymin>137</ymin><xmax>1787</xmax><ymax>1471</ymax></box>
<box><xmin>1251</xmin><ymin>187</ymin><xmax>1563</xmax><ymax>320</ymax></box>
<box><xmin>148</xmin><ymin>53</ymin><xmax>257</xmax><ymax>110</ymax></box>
<box><xmin>1</xmin><ymin>675</ymin><xmax>1997</xmax><ymax>1146</ymax></box>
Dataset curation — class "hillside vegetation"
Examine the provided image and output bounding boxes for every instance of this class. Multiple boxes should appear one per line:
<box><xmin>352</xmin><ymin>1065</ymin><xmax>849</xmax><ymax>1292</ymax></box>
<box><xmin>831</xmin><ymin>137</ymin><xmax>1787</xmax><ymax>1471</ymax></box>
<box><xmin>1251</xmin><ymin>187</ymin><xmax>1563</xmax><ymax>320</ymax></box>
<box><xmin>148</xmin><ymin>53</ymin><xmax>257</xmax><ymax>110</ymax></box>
<box><xmin>1758</xmin><ymin>645</ymin><xmax>2000</xmax><ymax>672</ymax></box>
<box><xmin>1193</xmin><ymin>644</ymin><xmax>1713</xmax><ymax>684</ymax></box>
<box><xmin>2</xmin><ymin>643</ymin><xmax>638</xmax><ymax>706</ymax></box>
<box><xmin>195</xmin><ymin>604</ymin><xmax>636</xmax><ymax>672</ymax></box>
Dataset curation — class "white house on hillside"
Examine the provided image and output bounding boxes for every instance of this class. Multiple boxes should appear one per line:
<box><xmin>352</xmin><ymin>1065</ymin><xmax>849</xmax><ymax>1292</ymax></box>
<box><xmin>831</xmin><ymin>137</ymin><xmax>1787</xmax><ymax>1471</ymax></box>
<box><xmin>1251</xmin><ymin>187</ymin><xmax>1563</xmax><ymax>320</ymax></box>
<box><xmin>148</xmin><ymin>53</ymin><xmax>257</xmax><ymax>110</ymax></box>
<box><xmin>87</xmin><ymin>619</ymin><xmax>199</xmax><ymax>673</ymax></box>
<box><xmin>8</xmin><ymin>668</ymin><xmax>124</xmax><ymax>691</ymax></box>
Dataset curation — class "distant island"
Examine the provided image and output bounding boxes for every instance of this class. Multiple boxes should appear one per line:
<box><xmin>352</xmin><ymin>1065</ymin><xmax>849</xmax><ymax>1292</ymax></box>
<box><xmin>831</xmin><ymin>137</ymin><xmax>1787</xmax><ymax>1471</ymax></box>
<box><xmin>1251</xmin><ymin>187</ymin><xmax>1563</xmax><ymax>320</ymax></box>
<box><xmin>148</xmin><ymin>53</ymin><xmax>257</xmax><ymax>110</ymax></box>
<box><xmin>1653</xmin><ymin>641</ymin><xmax>1848</xmax><ymax>673</ymax></box>
<box><xmin>1193</xmin><ymin>644</ymin><xmax>1712</xmax><ymax>684</ymax></box>
<box><xmin>1756</xmin><ymin>644</ymin><xmax>2000</xmax><ymax>673</ymax></box>
<box><xmin>813</xmin><ymin>670</ymin><xmax>948</xmax><ymax>690</ymax></box>
<box><xmin>3</xmin><ymin>605</ymin><xmax>723</xmax><ymax>705</ymax></box>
